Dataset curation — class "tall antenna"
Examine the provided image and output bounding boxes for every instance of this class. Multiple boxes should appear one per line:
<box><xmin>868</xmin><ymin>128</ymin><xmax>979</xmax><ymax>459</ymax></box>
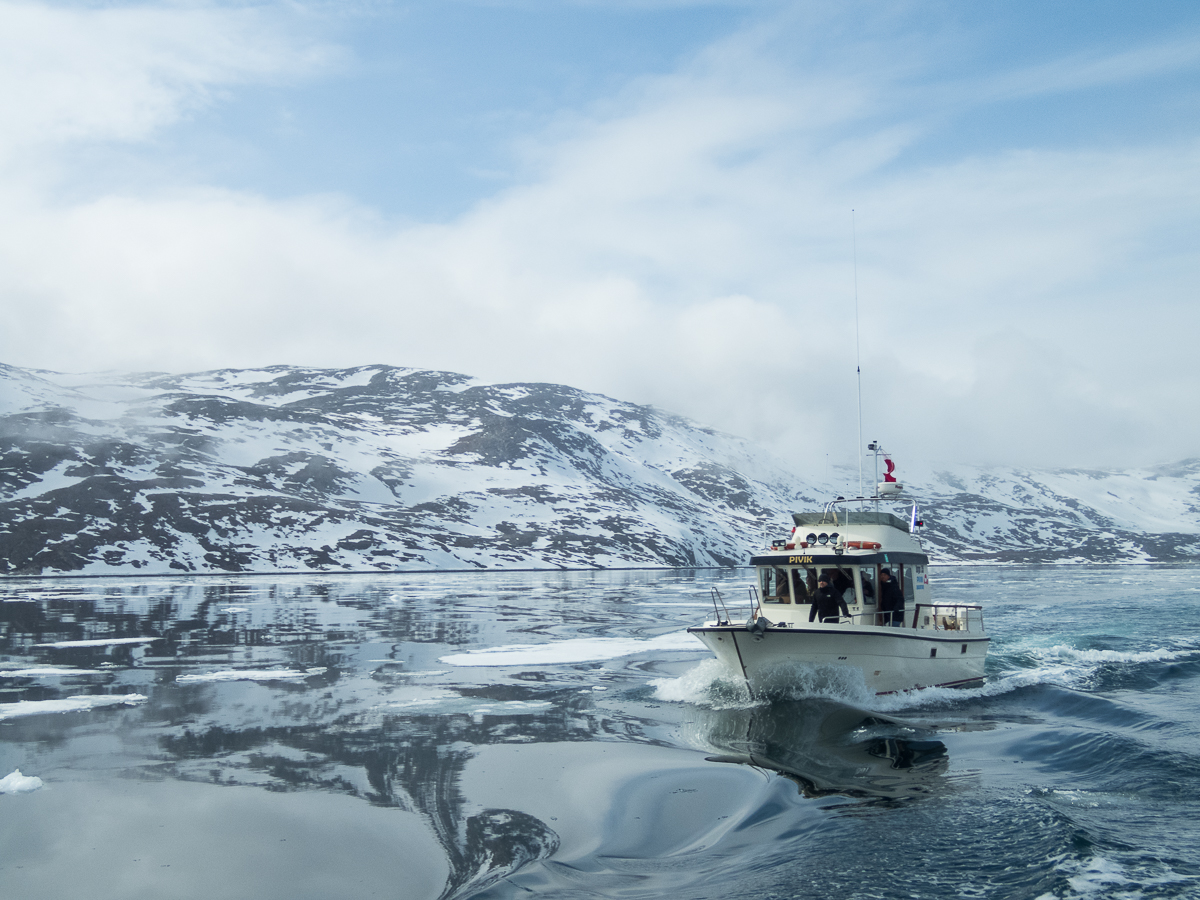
<box><xmin>853</xmin><ymin>209</ymin><xmax>863</xmax><ymax>503</ymax></box>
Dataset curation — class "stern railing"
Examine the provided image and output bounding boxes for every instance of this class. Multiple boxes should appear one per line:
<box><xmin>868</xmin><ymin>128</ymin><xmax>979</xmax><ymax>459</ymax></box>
<box><xmin>759</xmin><ymin>603</ymin><xmax>986</xmax><ymax>632</ymax></box>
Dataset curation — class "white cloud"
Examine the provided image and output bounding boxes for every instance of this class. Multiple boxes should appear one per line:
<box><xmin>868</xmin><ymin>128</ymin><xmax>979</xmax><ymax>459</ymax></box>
<box><xmin>0</xmin><ymin>0</ymin><xmax>330</xmax><ymax>164</ymax></box>
<box><xmin>0</xmin><ymin>2</ymin><xmax>1198</xmax><ymax>474</ymax></box>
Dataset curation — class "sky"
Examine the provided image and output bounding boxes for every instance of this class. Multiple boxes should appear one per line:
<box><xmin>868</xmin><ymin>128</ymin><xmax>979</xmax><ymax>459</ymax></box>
<box><xmin>1</xmin><ymin>0</ymin><xmax>1199</xmax><ymax>475</ymax></box>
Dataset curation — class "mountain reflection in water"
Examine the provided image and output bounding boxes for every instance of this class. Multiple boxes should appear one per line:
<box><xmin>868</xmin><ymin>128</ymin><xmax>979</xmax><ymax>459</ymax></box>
<box><xmin>7</xmin><ymin>569</ymin><xmax>1200</xmax><ymax>900</ymax></box>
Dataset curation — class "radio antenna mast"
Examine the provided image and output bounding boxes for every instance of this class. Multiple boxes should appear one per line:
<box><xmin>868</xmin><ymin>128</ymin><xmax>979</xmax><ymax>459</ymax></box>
<box><xmin>853</xmin><ymin>209</ymin><xmax>863</xmax><ymax>505</ymax></box>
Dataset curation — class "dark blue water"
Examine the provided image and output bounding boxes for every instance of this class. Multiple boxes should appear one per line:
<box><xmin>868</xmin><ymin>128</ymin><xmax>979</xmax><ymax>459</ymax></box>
<box><xmin>1</xmin><ymin>566</ymin><xmax>1198</xmax><ymax>899</ymax></box>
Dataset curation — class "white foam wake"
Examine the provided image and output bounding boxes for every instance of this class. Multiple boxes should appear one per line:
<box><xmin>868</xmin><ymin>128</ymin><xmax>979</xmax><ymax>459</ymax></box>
<box><xmin>649</xmin><ymin>642</ymin><xmax>1200</xmax><ymax>713</ymax></box>
<box><xmin>1029</xmin><ymin>644</ymin><xmax>1200</xmax><ymax>666</ymax></box>
<box><xmin>651</xmin><ymin>658</ymin><xmax>880</xmax><ymax>709</ymax></box>
<box><xmin>872</xmin><ymin>644</ymin><xmax>1200</xmax><ymax>711</ymax></box>
<box><xmin>650</xmin><ymin>658</ymin><xmax>756</xmax><ymax>709</ymax></box>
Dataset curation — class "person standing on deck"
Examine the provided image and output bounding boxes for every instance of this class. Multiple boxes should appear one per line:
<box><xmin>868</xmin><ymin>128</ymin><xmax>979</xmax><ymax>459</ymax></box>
<box><xmin>809</xmin><ymin>575</ymin><xmax>850</xmax><ymax>623</ymax></box>
<box><xmin>879</xmin><ymin>568</ymin><xmax>904</xmax><ymax>626</ymax></box>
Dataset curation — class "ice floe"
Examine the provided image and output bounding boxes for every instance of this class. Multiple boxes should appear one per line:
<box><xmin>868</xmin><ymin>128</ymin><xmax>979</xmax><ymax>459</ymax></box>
<box><xmin>439</xmin><ymin>631</ymin><xmax>702</xmax><ymax>667</ymax></box>
<box><xmin>34</xmin><ymin>637</ymin><xmax>158</xmax><ymax>648</ymax></box>
<box><xmin>0</xmin><ymin>769</ymin><xmax>44</xmax><ymax>793</ymax></box>
<box><xmin>175</xmin><ymin>667</ymin><xmax>328</xmax><ymax>684</ymax></box>
<box><xmin>0</xmin><ymin>694</ymin><xmax>147</xmax><ymax>720</ymax></box>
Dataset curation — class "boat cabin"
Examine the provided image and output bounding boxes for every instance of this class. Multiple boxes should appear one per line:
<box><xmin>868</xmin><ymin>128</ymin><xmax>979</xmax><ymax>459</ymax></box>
<box><xmin>751</xmin><ymin>507</ymin><xmax>932</xmax><ymax>628</ymax></box>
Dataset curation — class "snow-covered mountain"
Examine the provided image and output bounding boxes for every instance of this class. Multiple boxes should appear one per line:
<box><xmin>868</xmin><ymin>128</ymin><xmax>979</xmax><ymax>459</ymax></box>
<box><xmin>0</xmin><ymin>363</ymin><xmax>817</xmax><ymax>574</ymax></box>
<box><xmin>918</xmin><ymin>462</ymin><xmax>1200</xmax><ymax>564</ymax></box>
<box><xmin>1</xmin><ymin>362</ymin><xmax>1198</xmax><ymax>575</ymax></box>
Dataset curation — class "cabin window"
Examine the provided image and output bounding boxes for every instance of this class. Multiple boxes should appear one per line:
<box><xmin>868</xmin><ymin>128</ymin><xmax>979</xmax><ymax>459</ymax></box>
<box><xmin>761</xmin><ymin>567</ymin><xmax>792</xmax><ymax>603</ymax></box>
<box><xmin>820</xmin><ymin>568</ymin><xmax>853</xmax><ymax>603</ymax></box>
<box><xmin>859</xmin><ymin>566</ymin><xmax>877</xmax><ymax>606</ymax></box>
<box><xmin>790</xmin><ymin>568</ymin><xmax>811</xmax><ymax>604</ymax></box>
<box><xmin>803</xmin><ymin>568</ymin><xmax>818</xmax><ymax>596</ymax></box>
<box><xmin>901</xmin><ymin>566</ymin><xmax>916</xmax><ymax>604</ymax></box>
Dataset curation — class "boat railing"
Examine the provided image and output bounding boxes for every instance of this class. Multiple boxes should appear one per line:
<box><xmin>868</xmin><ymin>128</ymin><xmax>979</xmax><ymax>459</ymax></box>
<box><xmin>709</xmin><ymin>587</ymin><xmax>733</xmax><ymax>626</ymax></box>
<box><xmin>911</xmin><ymin>603</ymin><xmax>985</xmax><ymax>633</ymax></box>
<box><xmin>819</xmin><ymin>606</ymin><xmax>985</xmax><ymax>630</ymax></box>
<box><xmin>758</xmin><ymin>603</ymin><xmax>985</xmax><ymax>632</ymax></box>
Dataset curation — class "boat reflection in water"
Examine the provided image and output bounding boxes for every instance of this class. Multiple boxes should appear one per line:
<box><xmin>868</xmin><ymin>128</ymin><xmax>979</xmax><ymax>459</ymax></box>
<box><xmin>693</xmin><ymin>698</ymin><xmax>950</xmax><ymax>801</ymax></box>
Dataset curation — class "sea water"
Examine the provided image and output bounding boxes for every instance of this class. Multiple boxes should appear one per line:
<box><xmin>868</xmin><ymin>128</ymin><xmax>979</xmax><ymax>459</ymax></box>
<box><xmin>0</xmin><ymin>566</ymin><xmax>1198</xmax><ymax>900</ymax></box>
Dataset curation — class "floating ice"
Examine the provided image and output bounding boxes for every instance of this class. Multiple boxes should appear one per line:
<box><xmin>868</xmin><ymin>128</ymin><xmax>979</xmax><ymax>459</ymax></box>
<box><xmin>439</xmin><ymin>631</ymin><xmax>702</xmax><ymax>667</ymax></box>
<box><xmin>33</xmin><ymin>637</ymin><xmax>158</xmax><ymax>649</ymax></box>
<box><xmin>0</xmin><ymin>667</ymin><xmax>105</xmax><ymax>677</ymax></box>
<box><xmin>378</xmin><ymin>689</ymin><xmax>459</xmax><ymax>710</ymax></box>
<box><xmin>375</xmin><ymin>691</ymin><xmax>553</xmax><ymax>718</ymax></box>
<box><xmin>0</xmin><ymin>694</ymin><xmax>147</xmax><ymax>721</ymax></box>
<box><xmin>0</xmin><ymin>769</ymin><xmax>44</xmax><ymax>794</ymax></box>
<box><xmin>176</xmin><ymin>668</ymin><xmax>328</xmax><ymax>684</ymax></box>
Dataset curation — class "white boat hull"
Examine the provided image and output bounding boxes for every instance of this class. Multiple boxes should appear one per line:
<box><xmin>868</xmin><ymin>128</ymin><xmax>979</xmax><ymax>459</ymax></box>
<box><xmin>687</xmin><ymin>622</ymin><xmax>989</xmax><ymax>695</ymax></box>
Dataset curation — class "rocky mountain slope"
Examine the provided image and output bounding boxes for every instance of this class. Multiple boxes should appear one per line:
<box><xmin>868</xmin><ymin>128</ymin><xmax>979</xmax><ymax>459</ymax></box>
<box><xmin>1</xmin><ymin>362</ymin><xmax>1198</xmax><ymax>575</ymax></box>
<box><xmin>918</xmin><ymin>462</ymin><xmax>1200</xmax><ymax>564</ymax></box>
<box><xmin>0</xmin><ymin>363</ymin><xmax>817</xmax><ymax>574</ymax></box>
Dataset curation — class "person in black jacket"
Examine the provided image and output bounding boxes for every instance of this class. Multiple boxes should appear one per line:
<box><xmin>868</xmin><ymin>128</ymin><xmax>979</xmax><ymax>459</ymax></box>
<box><xmin>879</xmin><ymin>568</ymin><xmax>904</xmax><ymax>626</ymax></box>
<box><xmin>809</xmin><ymin>575</ymin><xmax>850</xmax><ymax>624</ymax></box>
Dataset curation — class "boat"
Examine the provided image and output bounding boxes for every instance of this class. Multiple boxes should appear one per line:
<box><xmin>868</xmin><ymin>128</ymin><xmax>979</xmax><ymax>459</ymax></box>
<box><xmin>688</xmin><ymin>461</ymin><xmax>988</xmax><ymax>695</ymax></box>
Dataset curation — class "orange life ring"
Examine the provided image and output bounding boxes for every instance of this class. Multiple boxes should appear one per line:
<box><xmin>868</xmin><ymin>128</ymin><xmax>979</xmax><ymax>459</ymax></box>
<box><xmin>845</xmin><ymin>540</ymin><xmax>881</xmax><ymax>550</ymax></box>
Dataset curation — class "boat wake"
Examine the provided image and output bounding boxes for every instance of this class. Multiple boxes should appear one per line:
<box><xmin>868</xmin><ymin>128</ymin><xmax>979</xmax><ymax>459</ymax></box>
<box><xmin>651</xmin><ymin>658</ymin><xmax>877</xmax><ymax>709</ymax></box>
<box><xmin>880</xmin><ymin>641</ymin><xmax>1200</xmax><ymax>711</ymax></box>
<box><xmin>650</xmin><ymin>658</ymin><xmax>756</xmax><ymax>709</ymax></box>
<box><xmin>652</xmin><ymin>642</ymin><xmax>1200</xmax><ymax>713</ymax></box>
<box><xmin>1026</xmin><ymin>643</ymin><xmax>1200</xmax><ymax>666</ymax></box>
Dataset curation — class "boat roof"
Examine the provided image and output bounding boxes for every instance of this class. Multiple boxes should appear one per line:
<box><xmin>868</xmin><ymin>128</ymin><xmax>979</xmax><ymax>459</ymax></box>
<box><xmin>792</xmin><ymin>509</ymin><xmax>911</xmax><ymax>531</ymax></box>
